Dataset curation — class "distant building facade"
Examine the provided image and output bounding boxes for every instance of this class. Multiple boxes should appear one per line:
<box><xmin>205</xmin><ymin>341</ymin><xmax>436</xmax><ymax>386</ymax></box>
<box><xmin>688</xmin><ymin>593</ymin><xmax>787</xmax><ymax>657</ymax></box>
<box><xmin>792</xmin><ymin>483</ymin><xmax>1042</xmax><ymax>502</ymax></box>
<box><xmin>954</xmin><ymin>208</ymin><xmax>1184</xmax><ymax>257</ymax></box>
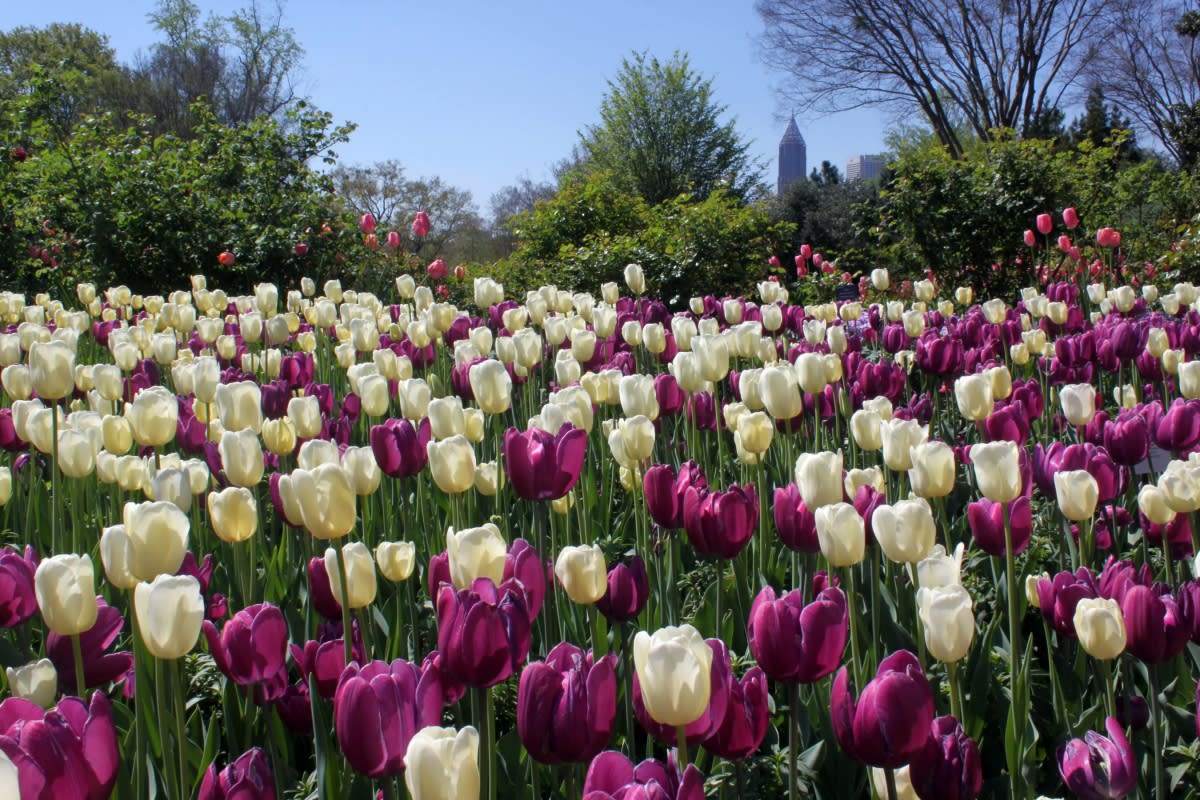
<box><xmin>777</xmin><ymin>116</ymin><xmax>807</xmax><ymax>196</ymax></box>
<box><xmin>846</xmin><ymin>154</ymin><xmax>886</xmax><ymax>183</ymax></box>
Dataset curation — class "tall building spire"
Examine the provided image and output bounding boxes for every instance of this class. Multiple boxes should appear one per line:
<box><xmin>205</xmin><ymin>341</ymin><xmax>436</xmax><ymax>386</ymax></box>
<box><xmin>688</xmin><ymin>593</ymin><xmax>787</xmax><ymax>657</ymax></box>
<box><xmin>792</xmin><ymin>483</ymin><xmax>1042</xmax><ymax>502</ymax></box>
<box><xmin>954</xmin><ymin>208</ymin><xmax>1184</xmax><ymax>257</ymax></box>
<box><xmin>777</xmin><ymin>115</ymin><xmax>807</xmax><ymax>196</ymax></box>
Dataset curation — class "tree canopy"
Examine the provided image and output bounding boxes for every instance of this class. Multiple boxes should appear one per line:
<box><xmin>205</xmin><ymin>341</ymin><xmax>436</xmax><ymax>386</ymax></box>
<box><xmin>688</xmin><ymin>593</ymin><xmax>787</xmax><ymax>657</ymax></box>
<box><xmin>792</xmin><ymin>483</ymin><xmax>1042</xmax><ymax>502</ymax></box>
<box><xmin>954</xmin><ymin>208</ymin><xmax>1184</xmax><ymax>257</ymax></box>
<box><xmin>577</xmin><ymin>51</ymin><xmax>764</xmax><ymax>205</ymax></box>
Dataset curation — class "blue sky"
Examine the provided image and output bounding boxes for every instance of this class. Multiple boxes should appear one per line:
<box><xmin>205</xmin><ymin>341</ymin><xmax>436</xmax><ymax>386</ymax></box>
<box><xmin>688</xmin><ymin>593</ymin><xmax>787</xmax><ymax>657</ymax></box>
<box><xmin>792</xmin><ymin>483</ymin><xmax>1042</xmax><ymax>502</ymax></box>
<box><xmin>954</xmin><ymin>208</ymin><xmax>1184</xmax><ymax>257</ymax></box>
<box><xmin>8</xmin><ymin>0</ymin><xmax>891</xmax><ymax>213</ymax></box>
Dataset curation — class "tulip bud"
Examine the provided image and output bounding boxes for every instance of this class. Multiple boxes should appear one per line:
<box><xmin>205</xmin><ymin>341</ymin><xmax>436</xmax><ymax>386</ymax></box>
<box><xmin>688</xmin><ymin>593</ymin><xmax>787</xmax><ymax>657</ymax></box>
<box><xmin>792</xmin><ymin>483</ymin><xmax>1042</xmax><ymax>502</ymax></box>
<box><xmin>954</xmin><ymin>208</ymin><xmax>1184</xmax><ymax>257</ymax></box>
<box><xmin>215</xmin><ymin>381</ymin><xmax>264</xmax><ymax>434</ymax></box>
<box><xmin>794</xmin><ymin>450</ymin><xmax>844</xmax><ymax>510</ymax></box>
<box><xmin>324</xmin><ymin>542</ymin><xmax>378</xmax><ymax>609</ymax></box>
<box><xmin>873</xmin><ymin>498</ymin><xmax>937</xmax><ymax>564</ymax></box>
<box><xmin>909</xmin><ymin>441</ymin><xmax>956</xmax><ymax>498</ymax></box>
<box><xmin>850</xmin><ymin>409</ymin><xmax>883</xmax><ymax>452</ymax></box>
<box><xmin>404</xmin><ymin>725</ymin><xmax>481</xmax><ymax>800</ymax></box>
<box><xmin>554</xmin><ymin>544</ymin><xmax>607</xmax><ymax>605</ymax></box>
<box><xmin>870</xmin><ymin>268</ymin><xmax>890</xmax><ymax>291</ymax></box>
<box><xmin>261</xmin><ymin>417</ymin><xmax>297</xmax><ymax>457</ymax></box>
<box><xmin>289</xmin><ymin>463</ymin><xmax>358</xmax><ymax>539</ymax></box>
<box><xmin>1059</xmin><ymin>384</ymin><xmax>1096</xmax><ymax>427</ymax></box>
<box><xmin>1073</xmin><ymin>598</ymin><xmax>1126</xmax><ymax>660</ymax></box>
<box><xmin>288</xmin><ymin>395</ymin><xmax>323</xmax><ymax>439</ymax></box>
<box><xmin>969</xmin><ymin>441</ymin><xmax>1021</xmax><ymax>503</ymax></box>
<box><xmin>0</xmin><ymin>466</ymin><xmax>10</xmax><ymax>506</ymax></box>
<box><xmin>207</xmin><ymin>486</ymin><xmax>258</xmax><ymax>544</ymax></box>
<box><xmin>954</xmin><ymin>374</ymin><xmax>994</xmax><ymax>421</ymax></box>
<box><xmin>624</xmin><ymin>263</ymin><xmax>646</xmax><ymax>295</ymax></box>
<box><xmin>447</xmin><ymin>523</ymin><xmax>507</xmax><ymax>589</ymax></box>
<box><xmin>916</xmin><ymin>584</ymin><xmax>975</xmax><ymax>663</ymax></box>
<box><xmin>219</xmin><ymin>428</ymin><xmax>265</xmax><ymax>487</ymax></box>
<box><xmin>632</xmin><ymin>624</ymin><xmax>712</xmax><ymax>727</ymax></box>
<box><xmin>135</xmin><ymin>573</ymin><xmax>205</xmax><ymax>659</ymax></box>
<box><xmin>376</xmin><ymin>541</ymin><xmax>416</xmax><ymax>582</ymax></box>
<box><xmin>5</xmin><ymin>658</ymin><xmax>58</xmax><ymax>708</ymax></box>
<box><xmin>815</xmin><ymin>502</ymin><xmax>866</xmax><ymax>567</ymax></box>
<box><xmin>1138</xmin><ymin>484</ymin><xmax>1176</xmax><ymax>525</ymax></box>
<box><xmin>428</xmin><ymin>435</ymin><xmax>477</xmax><ymax>494</ymax></box>
<box><xmin>28</xmin><ymin>340</ymin><xmax>75</xmax><ymax>400</ymax></box>
<box><xmin>35</xmin><ymin>554</ymin><xmax>99</xmax><ymax>636</ymax></box>
<box><xmin>881</xmin><ymin>418</ymin><xmax>928</xmax><ymax>472</ymax></box>
<box><xmin>1054</xmin><ymin>469</ymin><xmax>1099</xmax><ymax>521</ymax></box>
<box><xmin>122</xmin><ymin>500</ymin><xmax>190</xmax><ymax>580</ymax></box>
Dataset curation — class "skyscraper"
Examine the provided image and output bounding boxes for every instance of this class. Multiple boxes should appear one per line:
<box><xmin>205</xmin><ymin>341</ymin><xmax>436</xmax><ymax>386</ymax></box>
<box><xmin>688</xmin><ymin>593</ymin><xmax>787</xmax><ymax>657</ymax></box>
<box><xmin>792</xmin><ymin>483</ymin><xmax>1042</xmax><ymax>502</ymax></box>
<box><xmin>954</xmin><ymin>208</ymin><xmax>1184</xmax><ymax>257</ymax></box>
<box><xmin>777</xmin><ymin>116</ymin><xmax>807</xmax><ymax>196</ymax></box>
<box><xmin>845</xmin><ymin>154</ymin><xmax>886</xmax><ymax>183</ymax></box>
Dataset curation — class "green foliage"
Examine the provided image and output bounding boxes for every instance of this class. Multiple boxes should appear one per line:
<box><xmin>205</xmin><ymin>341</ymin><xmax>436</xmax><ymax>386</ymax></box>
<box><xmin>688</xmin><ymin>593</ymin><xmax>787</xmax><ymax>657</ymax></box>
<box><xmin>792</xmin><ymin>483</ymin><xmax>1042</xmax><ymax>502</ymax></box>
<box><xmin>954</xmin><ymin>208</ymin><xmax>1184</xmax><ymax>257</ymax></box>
<box><xmin>0</xmin><ymin>93</ymin><xmax>357</xmax><ymax>297</ymax></box>
<box><xmin>863</xmin><ymin>132</ymin><xmax>1200</xmax><ymax>298</ymax></box>
<box><xmin>493</xmin><ymin>171</ymin><xmax>792</xmax><ymax>304</ymax></box>
<box><xmin>772</xmin><ymin>174</ymin><xmax>881</xmax><ymax>277</ymax></box>
<box><xmin>578</xmin><ymin>51</ymin><xmax>764</xmax><ymax>206</ymax></box>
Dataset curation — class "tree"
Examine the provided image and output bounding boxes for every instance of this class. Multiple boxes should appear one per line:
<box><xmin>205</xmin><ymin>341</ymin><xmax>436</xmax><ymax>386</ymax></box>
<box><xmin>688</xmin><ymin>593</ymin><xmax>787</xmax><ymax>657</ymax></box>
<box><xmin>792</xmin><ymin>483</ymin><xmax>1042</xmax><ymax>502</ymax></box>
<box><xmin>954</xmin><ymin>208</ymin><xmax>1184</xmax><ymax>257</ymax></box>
<box><xmin>578</xmin><ymin>51</ymin><xmax>764</xmax><ymax>205</ymax></box>
<box><xmin>1095</xmin><ymin>1</ymin><xmax>1200</xmax><ymax>166</ymax></box>
<box><xmin>120</xmin><ymin>0</ymin><xmax>304</xmax><ymax>136</ymax></box>
<box><xmin>330</xmin><ymin>159</ymin><xmax>410</xmax><ymax>228</ymax></box>
<box><xmin>488</xmin><ymin>176</ymin><xmax>556</xmax><ymax>255</ymax></box>
<box><xmin>1068</xmin><ymin>85</ymin><xmax>1142</xmax><ymax>162</ymax></box>
<box><xmin>809</xmin><ymin>160</ymin><xmax>841</xmax><ymax>185</ymax></box>
<box><xmin>756</xmin><ymin>0</ymin><xmax>1112</xmax><ymax>156</ymax></box>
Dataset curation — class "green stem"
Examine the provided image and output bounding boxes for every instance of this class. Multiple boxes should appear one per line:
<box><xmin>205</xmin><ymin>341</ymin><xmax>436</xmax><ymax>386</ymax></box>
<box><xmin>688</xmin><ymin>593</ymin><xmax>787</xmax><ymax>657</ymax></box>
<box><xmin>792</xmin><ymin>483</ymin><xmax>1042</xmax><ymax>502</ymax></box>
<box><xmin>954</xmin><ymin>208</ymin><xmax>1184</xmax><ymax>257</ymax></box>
<box><xmin>789</xmin><ymin>682</ymin><xmax>800</xmax><ymax>800</ymax></box>
<box><xmin>884</xmin><ymin>768</ymin><xmax>899</xmax><ymax>800</ymax></box>
<box><xmin>846</xmin><ymin>565</ymin><xmax>863</xmax><ymax>688</ymax></box>
<box><xmin>50</xmin><ymin>406</ymin><xmax>59</xmax><ymax>553</ymax></box>
<box><xmin>676</xmin><ymin>724</ymin><xmax>689</xmax><ymax>769</ymax></box>
<box><xmin>589</xmin><ymin>605</ymin><xmax>607</xmax><ymax>659</ymax></box>
<box><xmin>70</xmin><ymin>633</ymin><xmax>85</xmax><ymax>697</ymax></box>
<box><xmin>1099</xmin><ymin>658</ymin><xmax>1115</xmax><ymax>723</ymax></box>
<box><xmin>1149</xmin><ymin>666</ymin><xmax>1165</xmax><ymax>800</ymax></box>
<box><xmin>475</xmin><ymin>685</ymin><xmax>496</xmax><ymax>800</ymax></box>
<box><xmin>154</xmin><ymin>658</ymin><xmax>177</xmax><ymax>799</ymax></box>
<box><xmin>170</xmin><ymin>658</ymin><xmax>189</xmax><ymax>800</ymax></box>
<box><xmin>1003</xmin><ymin>501</ymin><xmax>1023</xmax><ymax>799</ymax></box>
<box><xmin>948</xmin><ymin>660</ymin><xmax>963</xmax><ymax>724</ymax></box>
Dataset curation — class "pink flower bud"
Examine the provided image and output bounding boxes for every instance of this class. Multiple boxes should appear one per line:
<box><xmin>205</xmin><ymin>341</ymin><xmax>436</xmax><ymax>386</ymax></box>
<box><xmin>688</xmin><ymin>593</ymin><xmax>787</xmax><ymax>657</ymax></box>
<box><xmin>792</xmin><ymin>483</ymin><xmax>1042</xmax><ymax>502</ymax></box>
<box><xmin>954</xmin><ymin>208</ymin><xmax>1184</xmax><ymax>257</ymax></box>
<box><xmin>427</xmin><ymin>259</ymin><xmax>448</xmax><ymax>280</ymax></box>
<box><xmin>1063</xmin><ymin>207</ymin><xmax>1080</xmax><ymax>229</ymax></box>
<box><xmin>386</xmin><ymin>231</ymin><xmax>401</xmax><ymax>249</ymax></box>
<box><xmin>360</xmin><ymin>213</ymin><xmax>376</xmax><ymax>234</ymax></box>
<box><xmin>411</xmin><ymin>211</ymin><xmax>431</xmax><ymax>238</ymax></box>
<box><xmin>1057</xmin><ymin>235</ymin><xmax>1072</xmax><ymax>253</ymax></box>
<box><xmin>800</xmin><ymin>244</ymin><xmax>812</xmax><ymax>260</ymax></box>
<box><xmin>1023</xmin><ymin>229</ymin><xmax>1036</xmax><ymax>247</ymax></box>
<box><xmin>768</xmin><ymin>255</ymin><xmax>781</xmax><ymax>268</ymax></box>
<box><xmin>1036</xmin><ymin>213</ymin><xmax>1053</xmax><ymax>235</ymax></box>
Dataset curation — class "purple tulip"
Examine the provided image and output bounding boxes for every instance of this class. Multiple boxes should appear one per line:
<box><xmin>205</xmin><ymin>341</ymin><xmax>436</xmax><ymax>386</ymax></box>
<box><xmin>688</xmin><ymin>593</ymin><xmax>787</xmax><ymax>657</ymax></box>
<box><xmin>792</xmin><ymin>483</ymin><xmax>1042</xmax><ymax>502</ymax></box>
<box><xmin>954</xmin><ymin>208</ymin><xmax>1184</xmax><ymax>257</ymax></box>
<box><xmin>967</xmin><ymin>496</ymin><xmax>1032</xmax><ymax>557</ymax></box>
<box><xmin>1033</xmin><ymin>443</ymin><xmax>1124</xmax><ymax>504</ymax></box>
<box><xmin>594</xmin><ymin>556</ymin><xmax>649</xmax><ymax>623</ymax></box>
<box><xmin>831</xmin><ymin>650</ymin><xmax>935</xmax><ymax>769</ymax></box>
<box><xmin>198</xmin><ymin>747</ymin><xmax>275</xmax><ymax>800</ymax></box>
<box><xmin>46</xmin><ymin>597</ymin><xmax>132</xmax><ymax>690</ymax></box>
<box><xmin>0</xmin><ymin>692</ymin><xmax>119</xmax><ymax>800</ymax></box>
<box><xmin>1115</xmin><ymin>695</ymin><xmax>1149</xmax><ymax>732</ymax></box>
<box><xmin>518</xmin><ymin>642</ymin><xmax>617</xmax><ymax>765</ymax></box>
<box><xmin>369</xmin><ymin>418</ymin><xmax>431</xmax><ymax>479</ymax></box>
<box><xmin>1154</xmin><ymin>398</ymin><xmax>1200</xmax><ymax>452</ymax></box>
<box><xmin>583</xmin><ymin>750</ymin><xmax>705</xmax><ymax>800</ymax></box>
<box><xmin>203</xmin><ymin>603</ymin><xmax>290</xmax><ymax>702</ymax></box>
<box><xmin>685</xmin><ymin>392</ymin><xmax>718</xmax><ymax>431</ymax></box>
<box><xmin>681</xmin><ymin>483</ymin><xmax>758</xmax><ymax>560</ymax></box>
<box><xmin>908</xmin><ymin>716</ymin><xmax>982</xmax><ymax>800</ymax></box>
<box><xmin>773</xmin><ymin>484</ymin><xmax>818</xmax><ymax>553</ymax></box>
<box><xmin>333</xmin><ymin>658</ymin><xmax>443</xmax><ymax>778</ymax></box>
<box><xmin>1140</xmin><ymin>512</ymin><xmax>1194</xmax><ymax>560</ymax></box>
<box><xmin>292</xmin><ymin>634</ymin><xmax>365</xmax><ymax>700</ymax></box>
<box><xmin>1096</xmin><ymin>558</ymin><xmax>1153</xmax><ymax>604</ymax></box>
<box><xmin>306</xmin><ymin>556</ymin><xmax>343</xmax><ymax>620</ymax></box>
<box><xmin>654</xmin><ymin>373</ymin><xmax>686</xmax><ymax>417</ymax></box>
<box><xmin>1121</xmin><ymin>584</ymin><xmax>1189</xmax><ymax>664</ymax></box>
<box><xmin>854</xmin><ymin>485</ymin><xmax>887</xmax><ymax>546</ymax></box>
<box><xmin>0</xmin><ymin>407</ymin><xmax>25</xmax><ymax>451</ymax></box>
<box><xmin>436</xmin><ymin>578</ymin><xmax>531</xmax><ymax>688</ymax></box>
<box><xmin>643</xmin><ymin>461</ymin><xmax>707</xmax><ymax>530</ymax></box>
<box><xmin>701</xmin><ymin>665</ymin><xmax>769</xmax><ymax>761</ymax></box>
<box><xmin>0</xmin><ymin>545</ymin><xmax>38</xmax><ymax>627</ymax></box>
<box><xmin>747</xmin><ymin>585</ymin><xmax>848</xmax><ymax>684</ymax></box>
<box><xmin>983</xmin><ymin>403</ymin><xmax>1030</xmax><ymax>445</ymax></box>
<box><xmin>272</xmin><ymin>681</ymin><xmax>313</xmax><ymax>736</ymax></box>
<box><xmin>503</xmin><ymin>423</ymin><xmax>587</xmax><ymax>501</ymax></box>
<box><xmin>428</xmin><ymin>538</ymin><xmax>547</xmax><ymax>621</ymax></box>
<box><xmin>1035</xmin><ymin>569</ymin><xmax>1099</xmax><ymax>637</ymax></box>
<box><xmin>916</xmin><ymin>334</ymin><xmax>964</xmax><ymax>377</ymax></box>
<box><xmin>1058</xmin><ymin>717</ymin><xmax>1136</xmax><ymax>800</ymax></box>
<box><xmin>633</xmin><ymin>638</ymin><xmax>731</xmax><ymax>750</ymax></box>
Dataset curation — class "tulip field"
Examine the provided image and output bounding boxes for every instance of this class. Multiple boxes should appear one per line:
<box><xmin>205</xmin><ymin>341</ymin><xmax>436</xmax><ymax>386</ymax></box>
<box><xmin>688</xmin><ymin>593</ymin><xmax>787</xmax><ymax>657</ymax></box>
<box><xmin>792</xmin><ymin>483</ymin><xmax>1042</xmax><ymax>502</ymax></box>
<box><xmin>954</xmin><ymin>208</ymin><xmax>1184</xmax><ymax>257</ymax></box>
<box><xmin>2</xmin><ymin>209</ymin><xmax>1200</xmax><ymax>800</ymax></box>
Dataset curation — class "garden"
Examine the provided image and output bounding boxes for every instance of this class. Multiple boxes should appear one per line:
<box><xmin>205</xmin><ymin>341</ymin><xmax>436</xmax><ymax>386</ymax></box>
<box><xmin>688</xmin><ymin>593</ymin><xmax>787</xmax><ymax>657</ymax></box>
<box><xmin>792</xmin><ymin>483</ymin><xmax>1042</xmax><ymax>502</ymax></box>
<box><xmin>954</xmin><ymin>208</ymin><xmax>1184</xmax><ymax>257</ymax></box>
<box><xmin>0</xmin><ymin>206</ymin><xmax>1198</xmax><ymax>800</ymax></box>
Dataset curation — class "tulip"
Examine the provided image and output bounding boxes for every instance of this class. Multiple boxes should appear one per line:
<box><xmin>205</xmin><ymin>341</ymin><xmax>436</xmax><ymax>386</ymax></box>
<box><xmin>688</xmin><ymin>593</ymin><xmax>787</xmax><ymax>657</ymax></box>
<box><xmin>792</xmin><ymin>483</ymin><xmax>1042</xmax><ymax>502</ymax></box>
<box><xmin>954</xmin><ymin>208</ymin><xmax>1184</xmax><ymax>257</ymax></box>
<box><xmin>0</xmin><ymin>691</ymin><xmax>119</xmax><ymax>800</ymax></box>
<box><xmin>126</xmin><ymin>385</ymin><xmax>178</xmax><ymax>448</ymax></box>
<box><xmin>121</xmin><ymin>500</ymin><xmax>190</xmax><ymax>581</ymax></box>
<box><xmin>969</xmin><ymin>441</ymin><xmax>1022</xmax><ymax>503</ymax></box>
<box><xmin>371</xmin><ymin>418</ymin><xmax>432</xmax><ymax>478</ymax></box>
<box><xmin>954</xmin><ymin>374</ymin><xmax>994</xmax><ymax>421</ymax></box>
<box><xmin>56</xmin><ymin>429</ymin><xmax>95</xmax><ymax>479</ymax></box>
<box><xmin>907</xmin><ymin>716</ymin><xmax>983</xmax><ymax>800</ymax></box>
<box><xmin>341</xmin><ymin>446</ymin><xmax>381</xmax><ymax>496</ymax></box>
<box><xmin>681</xmin><ymin>483</ymin><xmax>758</xmax><ymax>560</ymax></box>
<box><xmin>1054</xmin><ymin>469</ymin><xmax>1099</xmax><ymax>521</ymax></box>
<box><xmin>469</xmin><ymin>359</ymin><xmax>512</xmax><ymax>415</ymax></box>
<box><xmin>0</xmin><ymin>546</ymin><xmax>38</xmax><ymax>627</ymax></box>
<box><xmin>815</xmin><ymin>502</ymin><xmax>866</xmax><ymax>567</ymax></box>
<box><xmin>28</xmin><ymin>340</ymin><xmax>75</xmax><ymax>400</ymax></box>
<box><xmin>6</xmin><ymin>658</ymin><xmax>58</xmax><ymax>708</ymax></box>
<box><xmin>518</xmin><ymin>643</ymin><xmax>617</xmax><ymax>764</ymax></box>
<box><xmin>436</xmin><ymin>579</ymin><xmax>531</xmax><ymax>687</ymax></box>
<box><xmin>606</xmin><ymin>416</ymin><xmax>655</xmax><ymax>468</ymax></box>
<box><xmin>794</xmin><ymin>450</ymin><xmax>843</xmax><ymax>510</ymax></box>
<box><xmin>873</xmin><ymin>498</ymin><xmax>936</xmax><ymax>564</ymax></box>
<box><xmin>287</xmin><ymin>395</ymin><xmax>323</xmax><ymax>439</ymax></box>
<box><xmin>909</xmin><ymin>440</ymin><xmax>956</xmax><ymax>498</ymax></box>
<box><xmin>298</xmin><ymin>438</ymin><xmax>340</xmax><ymax>470</ymax></box>
<box><xmin>198</xmin><ymin>748</ymin><xmax>275</xmax><ymax>800</ymax></box>
<box><xmin>831</xmin><ymin>650</ymin><xmax>935</xmax><ymax>768</ymax></box>
<box><xmin>287</xmin><ymin>464</ymin><xmax>357</xmax><ymax>539</ymax></box>
<box><xmin>377</xmin><ymin>541</ymin><xmax>417</xmax><ymax>582</ymax></box>
<box><xmin>1121</xmin><ymin>585</ymin><xmax>1188</xmax><ymax>663</ymax></box>
<box><xmin>850</xmin><ymin>409</ymin><xmax>883</xmax><ymax>451</ymax></box>
<box><xmin>323</xmin><ymin>542</ymin><xmax>377</xmax><ymax>610</ymax></box>
<box><xmin>917</xmin><ymin>584</ymin><xmax>975</xmax><ymax>663</ymax></box>
<box><xmin>428</xmin><ymin>435</ymin><xmax>477</xmax><ymax>494</ymax></box>
<box><xmin>219</xmin><ymin>428</ymin><xmax>264</xmax><ymax>488</ymax></box>
<box><xmin>555</xmin><ymin>545</ymin><xmax>608</xmax><ymax>605</ymax></box>
<box><xmin>880</xmin><ymin>418</ymin><xmax>927</xmax><ymax>471</ymax></box>
<box><xmin>595</xmin><ymin>557</ymin><xmax>649</xmax><ymax>623</ymax></box>
<box><xmin>633</xmin><ymin>624</ymin><xmax>712</xmax><ymax>728</ymax></box>
<box><xmin>34</xmin><ymin>554</ymin><xmax>98</xmax><ymax>636</ymax></box>
<box><xmin>503</xmin><ymin>424</ymin><xmax>587</xmax><ymax>501</ymax></box>
<box><xmin>215</xmin><ymin>381</ymin><xmax>264</xmax><ymax>434</ymax></box>
<box><xmin>748</xmin><ymin>584</ymin><xmax>847</xmax><ymax>683</ymax></box>
<box><xmin>1073</xmin><ymin>598</ymin><xmax>1126</xmax><ymax>660</ymax></box>
<box><xmin>331</xmin><ymin>659</ymin><xmax>444</xmax><ymax>779</ymax></box>
<box><xmin>404</xmin><ymin>725</ymin><xmax>480</xmax><ymax>800</ymax></box>
<box><xmin>1060</xmin><ymin>383</ymin><xmax>1097</xmax><ymax>427</ymax></box>
<box><xmin>446</xmin><ymin>524</ymin><xmax>507</xmax><ymax>590</ymax></box>
<box><xmin>582</xmin><ymin>750</ymin><xmax>704</xmax><ymax>800</ymax></box>
<box><xmin>204</xmin><ymin>486</ymin><xmax>256</xmax><ymax>545</ymax></box>
<box><xmin>203</xmin><ymin>602</ymin><xmax>289</xmax><ymax>698</ymax></box>
<box><xmin>134</xmin><ymin>573</ymin><xmax>204</xmax><ymax>659</ymax></box>
<box><xmin>773</xmin><ymin>483</ymin><xmax>819</xmax><ymax>553</ymax></box>
<box><xmin>1058</xmin><ymin>717</ymin><xmax>1136</xmax><ymax>800</ymax></box>
<box><xmin>0</xmin><ymin>466</ymin><xmax>10</xmax><ymax>508</ymax></box>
